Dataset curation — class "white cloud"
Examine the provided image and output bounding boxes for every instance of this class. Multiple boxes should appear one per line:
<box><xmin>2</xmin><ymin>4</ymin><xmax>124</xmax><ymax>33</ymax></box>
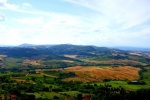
<box><xmin>65</xmin><ymin>0</ymin><xmax>150</xmax><ymax>30</ymax></box>
<box><xmin>0</xmin><ymin>0</ymin><xmax>6</xmax><ymax>3</ymax></box>
<box><xmin>15</xmin><ymin>17</ymin><xmax>43</xmax><ymax>25</ymax></box>
<box><xmin>23</xmin><ymin>2</ymin><xmax>32</xmax><ymax>7</ymax></box>
<box><xmin>9</xmin><ymin>14</ymin><xmax>85</xmax><ymax>45</ymax></box>
<box><xmin>0</xmin><ymin>0</ymin><xmax>19</xmax><ymax>9</ymax></box>
<box><xmin>63</xmin><ymin>0</ymin><xmax>150</xmax><ymax>47</ymax></box>
<box><xmin>0</xmin><ymin>12</ymin><xmax>5</xmax><ymax>21</ymax></box>
<box><xmin>2</xmin><ymin>11</ymin><xmax>150</xmax><ymax>47</ymax></box>
<box><xmin>0</xmin><ymin>25</ymin><xmax>25</xmax><ymax>45</ymax></box>
<box><xmin>0</xmin><ymin>0</ymin><xmax>150</xmax><ymax>47</ymax></box>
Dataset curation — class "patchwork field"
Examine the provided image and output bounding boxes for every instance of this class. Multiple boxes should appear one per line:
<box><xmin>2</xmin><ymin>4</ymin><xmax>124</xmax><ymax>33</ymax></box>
<box><xmin>63</xmin><ymin>66</ymin><xmax>140</xmax><ymax>82</ymax></box>
<box><xmin>142</xmin><ymin>67</ymin><xmax>150</xmax><ymax>85</ymax></box>
<box><xmin>91</xmin><ymin>81</ymin><xmax>150</xmax><ymax>90</ymax></box>
<box><xmin>61</xmin><ymin>60</ymin><xmax>74</xmax><ymax>63</ymax></box>
<box><xmin>63</xmin><ymin>55</ymin><xmax>77</xmax><ymax>58</ymax></box>
<box><xmin>84</xmin><ymin>59</ymin><xmax>147</xmax><ymax>66</ymax></box>
<box><xmin>23</xmin><ymin>59</ymin><xmax>41</xmax><ymax>66</ymax></box>
<box><xmin>0</xmin><ymin>55</ymin><xmax>7</xmax><ymax>60</ymax></box>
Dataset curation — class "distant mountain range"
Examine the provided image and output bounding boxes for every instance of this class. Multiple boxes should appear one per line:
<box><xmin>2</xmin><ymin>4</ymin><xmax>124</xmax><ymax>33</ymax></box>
<box><xmin>18</xmin><ymin>43</ymin><xmax>54</xmax><ymax>48</ymax></box>
<box><xmin>19</xmin><ymin>43</ymin><xmax>35</xmax><ymax>47</ymax></box>
<box><xmin>0</xmin><ymin>43</ymin><xmax>149</xmax><ymax>68</ymax></box>
<box><xmin>18</xmin><ymin>43</ymin><xmax>150</xmax><ymax>52</ymax></box>
<box><xmin>113</xmin><ymin>46</ymin><xmax>150</xmax><ymax>52</ymax></box>
<box><xmin>0</xmin><ymin>43</ymin><xmax>149</xmax><ymax>52</ymax></box>
<box><xmin>0</xmin><ymin>44</ymin><xmax>123</xmax><ymax>58</ymax></box>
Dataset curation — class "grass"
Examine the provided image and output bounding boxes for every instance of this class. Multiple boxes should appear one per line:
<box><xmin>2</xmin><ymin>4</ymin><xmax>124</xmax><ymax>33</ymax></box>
<box><xmin>28</xmin><ymin>91</ymin><xmax>80</xmax><ymax>99</ymax></box>
<box><xmin>1</xmin><ymin>63</ymin><xmax>150</xmax><ymax>93</ymax></box>
<box><xmin>84</xmin><ymin>59</ymin><xmax>147</xmax><ymax>66</ymax></box>
<box><xmin>142</xmin><ymin>67</ymin><xmax>150</xmax><ymax>85</ymax></box>
<box><xmin>28</xmin><ymin>73</ymin><xmax>44</xmax><ymax>77</ymax></box>
<box><xmin>59</xmin><ymin>91</ymin><xmax>80</xmax><ymax>97</ymax></box>
<box><xmin>23</xmin><ymin>59</ymin><xmax>41</xmax><ymax>66</ymax></box>
<box><xmin>90</xmin><ymin>68</ymin><xmax>150</xmax><ymax>90</ymax></box>
<box><xmin>63</xmin><ymin>66</ymin><xmax>140</xmax><ymax>82</ymax></box>
<box><xmin>27</xmin><ymin>92</ymin><xmax>65</xmax><ymax>99</ymax></box>
<box><xmin>91</xmin><ymin>80</ymin><xmax>150</xmax><ymax>90</ymax></box>
<box><xmin>43</xmin><ymin>83</ymin><xmax>58</xmax><ymax>88</ymax></box>
<box><xmin>43</xmin><ymin>71</ymin><xmax>61</xmax><ymax>77</ymax></box>
<box><xmin>3</xmin><ymin>57</ymin><xmax>23</xmax><ymax>68</ymax></box>
<box><xmin>86</xmin><ymin>56</ymin><xmax>112</xmax><ymax>61</ymax></box>
<box><xmin>138</xmin><ymin>57</ymin><xmax>148</xmax><ymax>63</ymax></box>
<box><xmin>10</xmin><ymin>73</ymin><xmax>43</xmax><ymax>81</ymax></box>
<box><xmin>0</xmin><ymin>72</ymin><xmax>14</xmax><ymax>76</ymax></box>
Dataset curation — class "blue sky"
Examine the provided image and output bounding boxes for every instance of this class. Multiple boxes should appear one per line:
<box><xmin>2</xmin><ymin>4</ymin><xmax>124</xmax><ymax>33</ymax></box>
<box><xmin>0</xmin><ymin>0</ymin><xmax>150</xmax><ymax>47</ymax></box>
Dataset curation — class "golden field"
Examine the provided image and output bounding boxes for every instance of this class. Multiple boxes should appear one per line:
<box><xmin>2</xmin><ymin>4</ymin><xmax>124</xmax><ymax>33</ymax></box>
<box><xmin>63</xmin><ymin>66</ymin><xmax>140</xmax><ymax>82</ymax></box>
<box><xmin>23</xmin><ymin>59</ymin><xmax>41</xmax><ymax>66</ymax></box>
<box><xmin>84</xmin><ymin>59</ymin><xmax>147</xmax><ymax>66</ymax></box>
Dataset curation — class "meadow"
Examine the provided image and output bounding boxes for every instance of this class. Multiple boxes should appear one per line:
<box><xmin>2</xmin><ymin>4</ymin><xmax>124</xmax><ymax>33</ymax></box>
<box><xmin>0</xmin><ymin>65</ymin><xmax>150</xmax><ymax>99</ymax></box>
<box><xmin>0</xmin><ymin>45</ymin><xmax>150</xmax><ymax>99</ymax></box>
<box><xmin>63</xmin><ymin>66</ymin><xmax>140</xmax><ymax>82</ymax></box>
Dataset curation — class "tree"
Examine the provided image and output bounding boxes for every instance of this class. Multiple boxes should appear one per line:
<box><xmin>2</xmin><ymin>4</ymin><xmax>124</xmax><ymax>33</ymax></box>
<box><xmin>77</xmin><ymin>94</ymin><xmax>82</xmax><ymax>100</ymax></box>
<box><xmin>43</xmin><ymin>75</ymin><xmax>46</xmax><ymax>82</ymax></box>
<box><xmin>53</xmin><ymin>96</ymin><xmax>59</xmax><ymax>100</ymax></box>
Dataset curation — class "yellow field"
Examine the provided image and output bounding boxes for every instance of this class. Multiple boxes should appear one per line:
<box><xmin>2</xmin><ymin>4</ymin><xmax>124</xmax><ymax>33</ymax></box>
<box><xmin>63</xmin><ymin>66</ymin><xmax>140</xmax><ymax>82</ymax></box>
<box><xmin>11</xmin><ymin>78</ymin><xmax>33</xmax><ymax>83</ymax></box>
<box><xmin>23</xmin><ymin>59</ymin><xmax>41</xmax><ymax>66</ymax></box>
<box><xmin>85</xmin><ymin>59</ymin><xmax>147</xmax><ymax>66</ymax></box>
<box><xmin>0</xmin><ymin>55</ymin><xmax>7</xmax><ymax>61</ymax></box>
<box><xmin>0</xmin><ymin>55</ymin><xmax>7</xmax><ymax>58</ymax></box>
<box><xmin>63</xmin><ymin>55</ymin><xmax>77</xmax><ymax>58</ymax></box>
<box><xmin>61</xmin><ymin>60</ymin><xmax>74</xmax><ymax>63</ymax></box>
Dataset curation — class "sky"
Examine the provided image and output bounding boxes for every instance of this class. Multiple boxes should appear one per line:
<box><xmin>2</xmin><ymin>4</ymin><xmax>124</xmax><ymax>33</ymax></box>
<box><xmin>0</xmin><ymin>0</ymin><xmax>150</xmax><ymax>47</ymax></box>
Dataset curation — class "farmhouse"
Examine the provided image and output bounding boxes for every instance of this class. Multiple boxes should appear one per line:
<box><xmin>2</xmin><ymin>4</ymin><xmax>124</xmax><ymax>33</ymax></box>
<box><xmin>127</xmin><ymin>80</ymin><xmax>146</xmax><ymax>85</ymax></box>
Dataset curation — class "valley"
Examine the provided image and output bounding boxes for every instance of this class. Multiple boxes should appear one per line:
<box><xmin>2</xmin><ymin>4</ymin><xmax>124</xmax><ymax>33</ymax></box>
<box><xmin>0</xmin><ymin>44</ymin><xmax>150</xmax><ymax>100</ymax></box>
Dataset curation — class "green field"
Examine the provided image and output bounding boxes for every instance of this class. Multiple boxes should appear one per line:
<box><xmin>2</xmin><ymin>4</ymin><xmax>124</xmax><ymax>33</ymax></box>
<box><xmin>2</xmin><ymin>66</ymin><xmax>150</xmax><ymax>92</ymax></box>
<box><xmin>43</xmin><ymin>71</ymin><xmax>60</xmax><ymax>77</ymax></box>
<box><xmin>3</xmin><ymin>57</ymin><xmax>23</xmax><ymax>68</ymax></box>
<box><xmin>60</xmin><ymin>91</ymin><xmax>80</xmax><ymax>97</ymax></box>
<box><xmin>88</xmin><ymin>67</ymin><xmax>150</xmax><ymax>90</ymax></box>
<box><xmin>91</xmin><ymin>80</ymin><xmax>150</xmax><ymax>90</ymax></box>
<box><xmin>27</xmin><ymin>92</ymin><xmax>65</xmax><ymax>99</ymax></box>
<box><xmin>142</xmin><ymin>67</ymin><xmax>150</xmax><ymax>85</ymax></box>
<box><xmin>86</xmin><ymin>56</ymin><xmax>112</xmax><ymax>61</ymax></box>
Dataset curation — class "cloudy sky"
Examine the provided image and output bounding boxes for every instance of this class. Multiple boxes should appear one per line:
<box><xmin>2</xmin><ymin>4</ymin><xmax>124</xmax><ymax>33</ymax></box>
<box><xmin>0</xmin><ymin>0</ymin><xmax>150</xmax><ymax>47</ymax></box>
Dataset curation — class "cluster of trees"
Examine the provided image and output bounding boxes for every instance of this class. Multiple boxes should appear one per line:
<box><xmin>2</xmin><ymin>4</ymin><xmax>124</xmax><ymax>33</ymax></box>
<box><xmin>59</xmin><ymin>72</ymin><xmax>76</xmax><ymax>79</ymax></box>
<box><xmin>0</xmin><ymin>76</ymin><xmax>13</xmax><ymax>83</ymax></box>
<box><xmin>127</xmin><ymin>81</ymin><xmax>146</xmax><ymax>85</ymax></box>
<box><xmin>1</xmin><ymin>73</ymin><xmax>150</xmax><ymax>100</ymax></box>
<box><xmin>48</xmin><ymin>80</ymin><xmax>150</xmax><ymax>100</ymax></box>
<box><xmin>91</xmin><ymin>84</ymin><xmax>150</xmax><ymax>100</ymax></box>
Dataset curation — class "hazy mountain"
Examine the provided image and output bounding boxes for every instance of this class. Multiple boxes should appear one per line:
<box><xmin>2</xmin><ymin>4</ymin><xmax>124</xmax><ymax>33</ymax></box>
<box><xmin>18</xmin><ymin>43</ymin><xmax>36</xmax><ymax>47</ymax></box>
<box><xmin>0</xmin><ymin>45</ymin><xmax>16</xmax><ymax>47</ymax></box>
<box><xmin>0</xmin><ymin>44</ymin><xmax>149</xmax><ymax>68</ymax></box>
<box><xmin>0</xmin><ymin>44</ymin><xmax>122</xmax><ymax>58</ymax></box>
<box><xmin>113</xmin><ymin>46</ymin><xmax>150</xmax><ymax>52</ymax></box>
<box><xmin>18</xmin><ymin>43</ymin><xmax>54</xmax><ymax>48</ymax></box>
<box><xmin>3</xmin><ymin>43</ymin><xmax>149</xmax><ymax>52</ymax></box>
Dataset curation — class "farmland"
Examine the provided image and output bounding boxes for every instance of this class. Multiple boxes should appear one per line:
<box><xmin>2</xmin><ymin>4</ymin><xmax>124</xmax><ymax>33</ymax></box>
<box><xmin>63</xmin><ymin>66</ymin><xmax>140</xmax><ymax>82</ymax></box>
<box><xmin>0</xmin><ymin>66</ymin><xmax>149</xmax><ymax>99</ymax></box>
<box><xmin>0</xmin><ymin>44</ymin><xmax>150</xmax><ymax>99</ymax></box>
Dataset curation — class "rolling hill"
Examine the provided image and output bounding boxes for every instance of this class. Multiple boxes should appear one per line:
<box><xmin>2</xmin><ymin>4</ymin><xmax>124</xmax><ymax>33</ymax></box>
<box><xmin>0</xmin><ymin>44</ymin><xmax>149</xmax><ymax>70</ymax></box>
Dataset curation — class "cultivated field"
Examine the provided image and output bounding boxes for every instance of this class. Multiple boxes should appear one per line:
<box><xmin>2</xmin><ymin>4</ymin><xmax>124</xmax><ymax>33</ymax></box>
<box><xmin>63</xmin><ymin>66</ymin><xmax>140</xmax><ymax>82</ymax></box>
<box><xmin>23</xmin><ymin>59</ymin><xmax>41</xmax><ymax>66</ymax></box>
<box><xmin>63</xmin><ymin>55</ymin><xmax>77</xmax><ymax>58</ymax></box>
<box><xmin>61</xmin><ymin>60</ymin><xmax>74</xmax><ymax>63</ymax></box>
<box><xmin>84</xmin><ymin>59</ymin><xmax>147</xmax><ymax>66</ymax></box>
<box><xmin>0</xmin><ymin>55</ymin><xmax>7</xmax><ymax>60</ymax></box>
